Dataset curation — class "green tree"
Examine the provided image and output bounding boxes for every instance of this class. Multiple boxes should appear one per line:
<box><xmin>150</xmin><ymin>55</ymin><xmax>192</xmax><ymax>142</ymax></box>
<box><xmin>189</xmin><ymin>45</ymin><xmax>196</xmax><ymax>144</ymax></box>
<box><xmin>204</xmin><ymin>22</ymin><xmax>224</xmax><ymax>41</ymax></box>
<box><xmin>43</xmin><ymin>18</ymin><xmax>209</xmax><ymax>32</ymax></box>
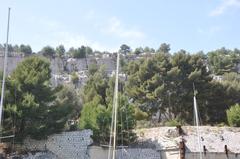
<box><xmin>79</xmin><ymin>67</ymin><xmax>136</xmax><ymax>144</ymax></box>
<box><xmin>119</xmin><ymin>44</ymin><xmax>131</xmax><ymax>55</ymax></box>
<box><xmin>207</xmin><ymin>47</ymin><xmax>240</xmax><ymax>75</ymax></box>
<box><xmin>71</xmin><ymin>72</ymin><xmax>79</xmax><ymax>87</ymax></box>
<box><xmin>134</xmin><ymin>47</ymin><xmax>144</xmax><ymax>55</ymax></box>
<box><xmin>227</xmin><ymin>104</ymin><xmax>240</xmax><ymax>127</ymax></box>
<box><xmin>6</xmin><ymin>44</ymin><xmax>14</xmax><ymax>53</ymax></box>
<box><xmin>13</xmin><ymin>45</ymin><xmax>20</xmax><ymax>53</ymax></box>
<box><xmin>70</xmin><ymin>46</ymin><xmax>87</xmax><ymax>58</ymax></box>
<box><xmin>88</xmin><ymin>63</ymin><xmax>98</xmax><ymax>76</ymax></box>
<box><xmin>82</xmin><ymin>66</ymin><xmax>108</xmax><ymax>105</ymax></box>
<box><xmin>56</xmin><ymin>44</ymin><xmax>65</xmax><ymax>58</ymax></box>
<box><xmin>85</xmin><ymin>46</ymin><xmax>93</xmax><ymax>55</ymax></box>
<box><xmin>79</xmin><ymin>96</ymin><xmax>105</xmax><ymax>141</ymax></box>
<box><xmin>3</xmin><ymin>56</ymin><xmax>77</xmax><ymax>140</ymax></box>
<box><xmin>41</xmin><ymin>46</ymin><xmax>56</xmax><ymax>58</ymax></box>
<box><xmin>157</xmin><ymin>43</ymin><xmax>170</xmax><ymax>53</ymax></box>
<box><xmin>20</xmin><ymin>44</ymin><xmax>32</xmax><ymax>56</ymax></box>
<box><xmin>126</xmin><ymin>50</ymin><xmax>214</xmax><ymax>123</ymax></box>
<box><xmin>143</xmin><ymin>46</ymin><xmax>150</xmax><ymax>53</ymax></box>
<box><xmin>126</xmin><ymin>52</ymin><xmax>172</xmax><ymax>120</ymax></box>
<box><xmin>4</xmin><ymin>56</ymin><xmax>53</xmax><ymax>139</ymax></box>
<box><xmin>0</xmin><ymin>44</ymin><xmax>4</xmax><ymax>50</ymax></box>
<box><xmin>47</xmin><ymin>85</ymin><xmax>82</xmax><ymax>133</ymax></box>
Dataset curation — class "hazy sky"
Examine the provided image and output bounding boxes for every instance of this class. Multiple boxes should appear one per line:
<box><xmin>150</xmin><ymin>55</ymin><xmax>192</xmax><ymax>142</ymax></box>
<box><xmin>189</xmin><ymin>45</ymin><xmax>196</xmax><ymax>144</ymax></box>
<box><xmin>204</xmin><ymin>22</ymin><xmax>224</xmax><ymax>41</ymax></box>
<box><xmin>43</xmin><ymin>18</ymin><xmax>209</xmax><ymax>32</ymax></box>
<box><xmin>0</xmin><ymin>0</ymin><xmax>240</xmax><ymax>53</ymax></box>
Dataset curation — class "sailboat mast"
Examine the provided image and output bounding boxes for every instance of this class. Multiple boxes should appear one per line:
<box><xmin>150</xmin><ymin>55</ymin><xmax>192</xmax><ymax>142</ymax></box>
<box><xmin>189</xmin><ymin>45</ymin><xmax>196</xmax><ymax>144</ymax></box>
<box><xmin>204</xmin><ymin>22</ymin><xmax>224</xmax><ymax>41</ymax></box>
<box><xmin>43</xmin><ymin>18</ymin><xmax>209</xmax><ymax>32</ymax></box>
<box><xmin>193</xmin><ymin>83</ymin><xmax>202</xmax><ymax>159</ymax></box>
<box><xmin>108</xmin><ymin>51</ymin><xmax>120</xmax><ymax>159</ymax></box>
<box><xmin>0</xmin><ymin>8</ymin><xmax>11</xmax><ymax>127</ymax></box>
<box><xmin>112</xmin><ymin>51</ymin><xmax>120</xmax><ymax>159</ymax></box>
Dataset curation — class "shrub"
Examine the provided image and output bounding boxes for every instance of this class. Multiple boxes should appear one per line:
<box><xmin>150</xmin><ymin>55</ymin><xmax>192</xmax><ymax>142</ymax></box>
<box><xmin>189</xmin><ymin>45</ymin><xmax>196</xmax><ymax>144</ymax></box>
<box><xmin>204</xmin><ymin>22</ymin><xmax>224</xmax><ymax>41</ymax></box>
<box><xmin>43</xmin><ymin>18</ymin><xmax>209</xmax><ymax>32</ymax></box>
<box><xmin>165</xmin><ymin>118</ymin><xmax>183</xmax><ymax>127</ymax></box>
<box><xmin>227</xmin><ymin>104</ymin><xmax>240</xmax><ymax>127</ymax></box>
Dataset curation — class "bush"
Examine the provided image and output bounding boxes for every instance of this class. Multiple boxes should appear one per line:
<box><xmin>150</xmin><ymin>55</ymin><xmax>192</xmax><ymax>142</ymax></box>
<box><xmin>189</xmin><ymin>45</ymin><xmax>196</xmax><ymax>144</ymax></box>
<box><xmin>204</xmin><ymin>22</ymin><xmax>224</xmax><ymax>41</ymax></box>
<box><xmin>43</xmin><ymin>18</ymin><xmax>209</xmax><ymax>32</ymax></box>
<box><xmin>71</xmin><ymin>72</ymin><xmax>79</xmax><ymax>85</ymax></box>
<box><xmin>165</xmin><ymin>118</ymin><xmax>183</xmax><ymax>127</ymax></box>
<box><xmin>134</xmin><ymin>107</ymin><xmax>148</xmax><ymax>120</ymax></box>
<box><xmin>227</xmin><ymin>104</ymin><xmax>240</xmax><ymax>127</ymax></box>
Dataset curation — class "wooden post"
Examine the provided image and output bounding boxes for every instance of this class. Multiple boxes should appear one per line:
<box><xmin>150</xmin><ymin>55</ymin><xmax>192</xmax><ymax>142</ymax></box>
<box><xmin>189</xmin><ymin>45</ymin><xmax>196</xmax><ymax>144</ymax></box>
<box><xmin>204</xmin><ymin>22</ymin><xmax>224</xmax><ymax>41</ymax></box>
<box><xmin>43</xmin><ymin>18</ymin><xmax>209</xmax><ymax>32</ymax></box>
<box><xmin>179</xmin><ymin>139</ymin><xmax>185</xmax><ymax>159</ymax></box>
<box><xmin>225</xmin><ymin>145</ymin><xmax>228</xmax><ymax>157</ymax></box>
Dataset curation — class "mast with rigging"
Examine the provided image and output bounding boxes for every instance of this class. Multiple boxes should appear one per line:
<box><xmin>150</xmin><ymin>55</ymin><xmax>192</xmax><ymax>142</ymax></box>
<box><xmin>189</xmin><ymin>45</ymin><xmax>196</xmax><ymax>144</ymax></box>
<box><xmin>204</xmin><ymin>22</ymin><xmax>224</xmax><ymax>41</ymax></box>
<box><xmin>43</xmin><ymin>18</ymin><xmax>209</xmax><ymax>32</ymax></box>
<box><xmin>193</xmin><ymin>83</ymin><xmax>203</xmax><ymax>159</ymax></box>
<box><xmin>108</xmin><ymin>51</ymin><xmax>120</xmax><ymax>159</ymax></box>
<box><xmin>0</xmin><ymin>7</ymin><xmax>11</xmax><ymax>129</ymax></box>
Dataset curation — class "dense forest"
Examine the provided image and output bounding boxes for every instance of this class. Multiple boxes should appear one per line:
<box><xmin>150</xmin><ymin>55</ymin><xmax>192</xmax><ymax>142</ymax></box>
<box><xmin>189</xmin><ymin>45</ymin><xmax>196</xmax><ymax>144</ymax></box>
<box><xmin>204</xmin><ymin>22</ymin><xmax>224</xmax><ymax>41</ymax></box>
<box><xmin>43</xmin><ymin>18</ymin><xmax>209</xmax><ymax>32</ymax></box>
<box><xmin>1</xmin><ymin>43</ymin><xmax>240</xmax><ymax>144</ymax></box>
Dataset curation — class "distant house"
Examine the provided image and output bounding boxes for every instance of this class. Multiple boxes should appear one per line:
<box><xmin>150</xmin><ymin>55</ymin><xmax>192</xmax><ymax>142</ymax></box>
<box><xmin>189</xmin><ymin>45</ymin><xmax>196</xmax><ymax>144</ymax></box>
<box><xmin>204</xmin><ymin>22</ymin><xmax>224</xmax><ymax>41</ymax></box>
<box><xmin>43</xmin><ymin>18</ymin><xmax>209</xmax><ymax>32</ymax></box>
<box><xmin>212</xmin><ymin>75</ymin><xmax>223</xmax><ymax>82</ymax></box>
<box><xmin>109</xmin><ymin>70</ymin><xmax>126</xmax><ymax>80</ymax></box>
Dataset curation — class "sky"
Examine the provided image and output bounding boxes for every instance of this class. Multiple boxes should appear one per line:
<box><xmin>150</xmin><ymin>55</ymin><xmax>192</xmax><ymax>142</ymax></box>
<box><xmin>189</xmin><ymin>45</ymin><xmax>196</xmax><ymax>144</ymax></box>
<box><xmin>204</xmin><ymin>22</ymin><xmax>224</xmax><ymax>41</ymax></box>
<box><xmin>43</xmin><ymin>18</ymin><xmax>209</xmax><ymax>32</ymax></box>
<box><xmin>0</xmin><ymin>0</ymin><xmax>240</xmax><ymax>53</ymax></box>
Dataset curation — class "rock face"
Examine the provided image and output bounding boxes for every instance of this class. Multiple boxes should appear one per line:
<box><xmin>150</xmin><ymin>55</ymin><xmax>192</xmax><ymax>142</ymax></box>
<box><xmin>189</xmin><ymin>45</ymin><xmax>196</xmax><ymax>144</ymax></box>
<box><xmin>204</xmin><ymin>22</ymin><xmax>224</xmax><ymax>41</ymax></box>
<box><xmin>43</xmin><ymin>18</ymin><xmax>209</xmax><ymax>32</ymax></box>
<box><xmin>0</xmin><ymin>56</ymin><xmax>116</xmax><ymax>75</ymax></box>
<box><xmin>0</xmin><ymin>56</ymin><xmax>116</xmax><ymax>87</ymax></box>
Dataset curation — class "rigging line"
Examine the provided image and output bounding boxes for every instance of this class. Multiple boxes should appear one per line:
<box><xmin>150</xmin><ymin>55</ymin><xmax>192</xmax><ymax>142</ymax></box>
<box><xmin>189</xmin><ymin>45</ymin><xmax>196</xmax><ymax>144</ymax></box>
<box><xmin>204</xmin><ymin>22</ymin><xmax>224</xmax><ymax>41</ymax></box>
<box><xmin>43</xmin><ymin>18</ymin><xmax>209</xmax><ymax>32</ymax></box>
<box><xmin>193</xmin><ymin>83</ymin><xmax>203</xmax><ymax>159</ymax></box>
<box><xmin>108</xmin><ymin>52</ymin><xmax>120</xmax><ymax>159</ymax></box>
<box><xmin>0</xmin><ymin>135</ymin><xmax>14</xmax><ymax>139</ymax></box>
<box><xmin>120</xmin><ymin>93</ymin><xmax>124</xmax><ymax>159</ymax></box>
<box><xmin>125</xmin><ymin>104</ymin><xmax>129</xmax><ymax>145</ymax></box>
<box><xmin>107</xmin><ymin>97</ymin><xmax>115</xmax><ymax>159</ymax></box>
<box><xmin>112</xmin><ymin>52</ymin><xmax>120</xmax><ymax>159</ymax></box>
<box><xmin>122</xmin><ymin>83</ymin><xmax>130</xmax><ymax>146</ymax></box>
<box><xmin>120</xmin><ymin>103</ymin><xmax>123</xmax><ymax>147</ymax></box>
<box><xmin>107</xmin><ymin>85</ymin><xmax>117</xmax><ymax>159</ymax></box>
<box><xmin>0</xmin><ymin>8</ymin><xmax>11</xmax><ymax>142</ymax></box>
<box><xmin>11</xmin><ymin>82</ymin><xmax>17</xmax><ymax>155</ymax></box>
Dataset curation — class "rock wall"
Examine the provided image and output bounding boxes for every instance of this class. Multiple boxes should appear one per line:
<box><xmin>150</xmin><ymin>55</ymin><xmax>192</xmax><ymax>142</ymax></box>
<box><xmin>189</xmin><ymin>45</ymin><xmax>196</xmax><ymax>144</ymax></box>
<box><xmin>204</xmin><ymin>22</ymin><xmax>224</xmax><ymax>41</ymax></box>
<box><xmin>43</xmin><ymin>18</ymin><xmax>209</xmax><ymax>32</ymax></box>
<box><xmin>23</xmin><ymin>130</ymin><xmax>93</xmax><ymax>159</ymax></box>
<box><xmin>22</xmin><ymin>152</ymin><xmax>58</xmax><ymax>159</ymax></box>
<box><xmin>88</xmin><ymin>146</ymin><xmax>161</xmax><ymax>159</ymax></box>
<box><xmin>0</xmin><ymin>56</ymin><xmax>24</xmax><ymax>74</ymax></box>
<box><xmin>23</xmin><ymin>130</ymin><xmax>162</xmax><ymax>159</ymax></box>
<box><xmin>22</xmin><ymin>129</ymin><xmax>240</xmax><ymax>159</ymax></box>
<box><xmin>0</xmin><ymin>56</ymin><xmax>116</xmax><ymax>75</ymax></box>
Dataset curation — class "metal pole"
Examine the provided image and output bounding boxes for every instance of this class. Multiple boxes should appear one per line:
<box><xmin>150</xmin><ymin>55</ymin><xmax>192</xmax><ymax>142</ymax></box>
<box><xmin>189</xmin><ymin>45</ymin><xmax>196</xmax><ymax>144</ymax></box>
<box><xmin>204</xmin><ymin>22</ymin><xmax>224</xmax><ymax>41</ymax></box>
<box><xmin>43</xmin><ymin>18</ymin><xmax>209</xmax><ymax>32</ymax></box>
<box><xmin>112</xmin><ymin>52</ymin><xmax>120</xmax><ymax>159</ymax></box>
<box><xmin>0</xmin><ymin>8</ymin><xmax>11</xmax><ymax>128</ymax></box>
<box><xmin>193</xmin><ymin>83</ymin><xmax>202</xmax><ymax>159</ymax></box>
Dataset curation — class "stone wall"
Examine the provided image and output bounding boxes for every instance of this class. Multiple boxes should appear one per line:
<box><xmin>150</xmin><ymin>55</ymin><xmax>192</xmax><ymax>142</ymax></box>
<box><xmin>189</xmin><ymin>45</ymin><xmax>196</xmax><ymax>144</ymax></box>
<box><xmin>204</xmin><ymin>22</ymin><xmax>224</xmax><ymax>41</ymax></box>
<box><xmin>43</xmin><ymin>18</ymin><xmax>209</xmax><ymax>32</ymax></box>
<box><xmin>22</xmin><ymin>152</ymin><xmax>58</xmax><ymax>159</ymax></box>
<box><xmin>23</xmin><ymin>130</ymin><xmax>93</xmax><ymax>159</ymax></box>
<box><xmin>23</xmin><ymin>130</ymin><xmax>163</xmax><ymax>159</ymax></box>
<box><xmin>88</xmin><ymin>146</ymin><xmax>161</xmax><ymax>159</ymax></box>
<box><xmin>22</xmin><ymin>129</ymin><xmax>240</xmax><ymax>159</ymax></box>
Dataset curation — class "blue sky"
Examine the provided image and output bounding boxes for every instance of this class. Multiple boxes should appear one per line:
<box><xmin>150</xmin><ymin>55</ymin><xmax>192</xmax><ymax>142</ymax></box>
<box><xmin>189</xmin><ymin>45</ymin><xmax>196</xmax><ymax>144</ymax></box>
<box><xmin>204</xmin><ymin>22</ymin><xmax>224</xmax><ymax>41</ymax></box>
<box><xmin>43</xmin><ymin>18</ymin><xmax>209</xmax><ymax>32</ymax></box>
<box><xmin>0</xmin><ymin>0</ymin><xmax>240</xmax><ymax>53</ymax></box>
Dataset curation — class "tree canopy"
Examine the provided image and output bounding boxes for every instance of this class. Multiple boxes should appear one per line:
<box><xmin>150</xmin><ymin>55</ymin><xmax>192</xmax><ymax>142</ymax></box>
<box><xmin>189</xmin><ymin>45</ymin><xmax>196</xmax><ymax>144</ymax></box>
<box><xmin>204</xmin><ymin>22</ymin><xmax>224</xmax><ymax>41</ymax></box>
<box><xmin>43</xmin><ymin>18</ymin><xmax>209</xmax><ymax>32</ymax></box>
<box><xmin>56</xmin><ymin>45</ymin><xmax>65</xmax><ymax>58</ymax></box>
<box><xmin>79</xmin><ymin>66</ymin><xmax>136</xmax><ymax>144</ymax></box>
<box><xmin>125</xmin><ymin>50</ymin><xmax>240</xmax><ymax>124</ymax></box>
<box><xmin>119</xmin><ymin>44</ymin><xmax>131</xmax><ymax>55</ymax></box>
<box><xmin>207</xmin><ymin>47</ymin><xmax>240</xmax><ymax>75</ymax></box>
<box><xmin>2</xmin><ymin>56</ymin><xmax>81</xmax><ymax>140</ymax></box>
<box><xmin>68</xmin><ymin>46</ymin><xmax>93</xmax><ymax>58</ymax></box>
<box><xmin>41</xmin><ymin>46</ymin><xmax>56</xmax><ymax>58</ymax></box>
